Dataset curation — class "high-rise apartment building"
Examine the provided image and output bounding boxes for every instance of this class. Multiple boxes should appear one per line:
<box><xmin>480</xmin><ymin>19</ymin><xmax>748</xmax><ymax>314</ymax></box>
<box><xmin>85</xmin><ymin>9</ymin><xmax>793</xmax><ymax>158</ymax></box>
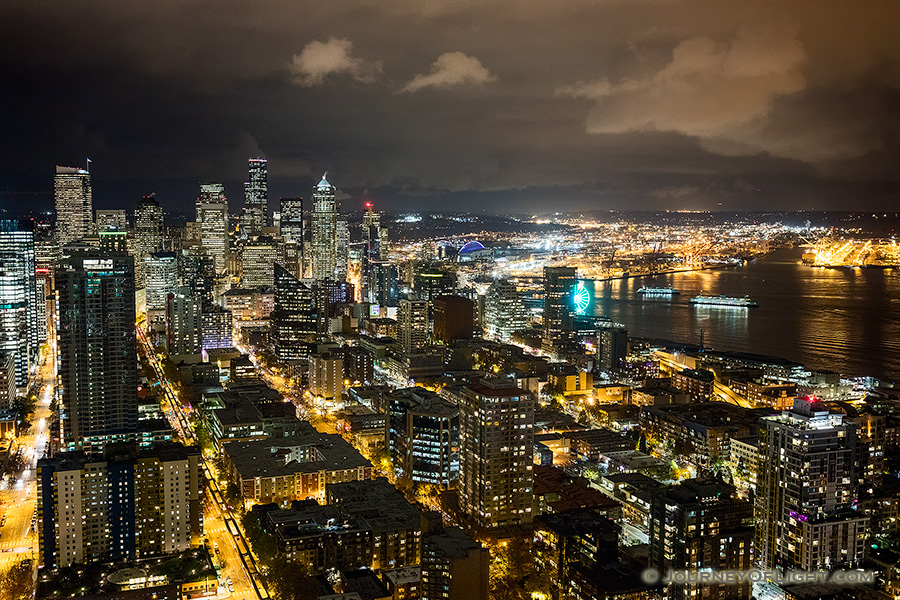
<box><xmin>0</xmin><ymin>220</ymin><xmax>38</xmax><ymax>388</ymax></box>
<box><xmin>755</xmin><ymin>397</ymin><xmax>868</xmax><ymax>571</ymax></box>
<box><xmin>407</xmin><ymin>395</ymin><xmax>459</xmax><ymax>487</ymax></box>
<box><xmin>166</xmin><ymin>287</ymin><xmax>202</xmax><ymax>355</ymax></box>
<box><xmin>484</xmin><ymin>279</ymin><xmax>527</xmax><ymax>340</ymax></box>
<box><xmin>457</xmin><ymin>378</ymin><xmax>534</xmax><ymax>529</ymax></box>
<box><xmin>241</xmin><ymin>158</ymin><xmax>268</xmax><ymax>237</ymax></box>
<box><xmin>271</xmin><ymin>264</ymin><xmax>317</xmax><ymax>364</ymax></box>
<box><xmin>54</xmin><ymin>166</ymin><xmax>93</xmax><ymax>244</ymax></box>
<box><xmin>542</xmin><ymin>266</ymin><xmax>577</xmax><ymax>356</ymax></box>
<box><xmin>599</xmin><ymin>326</ymin><xmax>628</xmax><ymax>373</ymax></box>
<box><xmin>310</xmin><ymin>175</ymin><xmax>338</xmax><ymax>280</ymax></box>
<box><xmin>241</xmin><ymin>236</ymin><xmax>283</xmax><ymax>288</ymax></box>
<box><xmin>56</xmin><ymin>252</ymin><xmax>138</xmax><ymax>452</ymax></box>
<box><xmin>134</xmin><ymin>195</ymin><xmax>163</xmax><ymax>287</ymax></box>
<box><xmin>37</xmin><ymin>443</ymin><xmax>202</xmax><ymax>569</ymax></box>
<box><xmin>309</xmin><ymin>352</ymin><xmax>344</xmax><ymax>401</ymax></box>
<box><xmin>196</xmin><ymin>183</ymin><xmax>228</xmax><ymax>274</ymax></box>
<box><xmin>399</xmin><ymin>298</ymin><xmax>429</xmax><ymax>355</ymax></box>
<box><xmin>649</xmin><ymin>479</ymin><xmax>754</xmax><ymax>600</ymax></box>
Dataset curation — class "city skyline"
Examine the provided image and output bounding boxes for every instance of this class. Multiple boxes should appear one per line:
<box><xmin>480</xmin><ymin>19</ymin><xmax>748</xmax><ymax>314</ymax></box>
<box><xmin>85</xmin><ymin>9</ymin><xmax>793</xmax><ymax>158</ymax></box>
<box><xmin>1</xmin><ymin>1</ymin><xmax>899</xmax><ymax>214</ymax></box>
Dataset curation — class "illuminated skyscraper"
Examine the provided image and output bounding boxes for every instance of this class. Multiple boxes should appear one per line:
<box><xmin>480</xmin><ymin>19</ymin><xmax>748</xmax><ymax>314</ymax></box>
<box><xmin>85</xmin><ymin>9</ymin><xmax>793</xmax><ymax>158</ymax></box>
<box><xmin>541</xmin><ymin>266</ymin><xmax>576</xmax><ymax>356</ymax></box>
<box><xmin>241</xmin><ymin>236</ymin><xmax>283</xmax><ymax>288</ymax></box>
<box><xmin>484</xmin><ymin>279</ymin><xmax>527</xmax><ymax>340</ymax></box>
<box><xmin>457</xmin><ymin>378</ymin><xmax>534</xmax><ymax>529</ymax></box>
<box><xmin>279</xmin><ymin>197</ymin><xmax>304</xmax><ymax>244</ymax></box>
<box><xmin>56</xmin><ymin>252</ymin><xmax>138</xmax><ymax>452</ymax></box>
<box><xmin>335</xmin><ymin>216</ymin><xmax>349</xmax><ymax>280</ymax></box>
<box><xmin>755</xmin><ymin>398</ymin><xmax>867</xmax><ymax>571</ymax></box>
<box><xmin>398</xmin><ymin>298</ymin><xmax>428</xmax><ymax>355</ymax></box>
<box><xmin>0</xmin><ymin>220</ymin><xmax>38</xmax><ymax>388</ymax></box>
<box><xmin>241</xmin><ymin>158</ymin><xmax>268</xmax><ymax>236</ymax></box>
<box><xmin>166</xmin><ymin>287</ymin><xmax>202</xmax><ymax>355</ymax></box>
<box><xmin>134</xmin><ymin>195</ymin><xmax>163</xmax><ymax>287</ymax></box>
<box><xmin>145</xmin><ymin>252</ymin><xmax>178</xmax><ymax>326</ymax></box>
<box><xmin>196</xmin><ymin>183</ymin><xmax>228</xmax><ymax>274</ymax></box>
<box><xmin>310</xmin><ymin>174</ymin><xmax>338</xmax><ymax>280</ymax></box>
<box><xmin>649</xmin><ymin>479</ymin><xmax>754</xmax><ymax>600</ymax></box>
<box><xmin>54</xmin><ymin>166</ymin><xmax>93</xmax><ymax>244</ymax></box>
<box><xmin>271</xmin><ymin>264</ymin><xmax>316</xmax><ymax>364</ymax></box>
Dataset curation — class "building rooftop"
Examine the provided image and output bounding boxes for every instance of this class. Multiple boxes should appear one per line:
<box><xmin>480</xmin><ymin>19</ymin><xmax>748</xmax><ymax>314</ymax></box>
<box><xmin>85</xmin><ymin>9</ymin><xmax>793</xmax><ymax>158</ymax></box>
<box><xmin>224</xmin><ymin>433</ymin><xmax>371</xmax><ymax>479</ymax></box>
<box><xmin>422</xmin><ymin>526</ymin><xmax>482</xmax><ymax>559</ymax></box>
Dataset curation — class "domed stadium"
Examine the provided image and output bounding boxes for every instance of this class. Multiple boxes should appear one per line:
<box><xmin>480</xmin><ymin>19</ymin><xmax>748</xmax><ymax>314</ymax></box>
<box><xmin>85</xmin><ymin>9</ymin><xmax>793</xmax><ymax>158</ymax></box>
<box><xmin>459</xmin><ymin>240</ymin><xmax>486</xmax><ymax>253</ymax></box>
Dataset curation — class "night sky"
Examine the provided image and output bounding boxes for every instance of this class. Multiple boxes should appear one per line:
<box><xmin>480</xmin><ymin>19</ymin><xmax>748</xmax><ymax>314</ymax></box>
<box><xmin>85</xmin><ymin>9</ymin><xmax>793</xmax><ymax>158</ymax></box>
<box><xmin>1</xmin><ymin>1</ymin><xmax>899</xmax><ymax>215</ymax></box>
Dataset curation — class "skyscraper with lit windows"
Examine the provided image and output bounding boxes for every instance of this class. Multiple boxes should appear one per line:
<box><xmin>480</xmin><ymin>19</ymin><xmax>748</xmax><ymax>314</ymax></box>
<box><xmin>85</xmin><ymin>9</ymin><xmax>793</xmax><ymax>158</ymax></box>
<box><xmin>134</xmin><ymin>194</ymin><xmax>163</xmax><ymax>287</ymax></box>
<box><xmin>457</xmin><ymin>378</ymin><xmax>534</xmax><ymax>529</ymax></box>
<box><xmin>310</xmin><ymin>174</ymin><xmax>338</xmax><ymax>280</ymax></box>
<box><xmin>54</xmin><ymin>166</ymin><xmax>93</xmax><ymax>244</ymax></box>
<box><xmin>56</xmin><ymin>252</ymin><xmax>138</xmax><ymax>452</ymax></box>
<box><xmin>0</xmin><ymin>219</ymin><xmax>38</xmax><ymax>388</ymax></box>
<box><xmin>196</xmin><ymin>182</ymin><xmax>228</xmax><ymax>274</ymax></box>
<box><xmin>755</xmin><ymin>397</ymin><xmax>868</xmax><ymax>571</ymax></box>
<box><xmin>241</xmin><ymin>158</ymin><xmax>268</xmax><ymax>236</ymax></box>
<box><xmin>541</xmin><ymin>266</ymin><xmax>576</xmax><ymax>356</ymax></box>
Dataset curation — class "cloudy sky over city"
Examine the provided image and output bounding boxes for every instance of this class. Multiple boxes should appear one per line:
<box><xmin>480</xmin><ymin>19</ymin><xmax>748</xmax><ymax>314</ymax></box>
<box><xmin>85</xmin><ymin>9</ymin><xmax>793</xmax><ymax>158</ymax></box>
<box><xmin>1</xmin><ymin>0</ymin><xmax>898</xmax><ymax>213</ymax></box>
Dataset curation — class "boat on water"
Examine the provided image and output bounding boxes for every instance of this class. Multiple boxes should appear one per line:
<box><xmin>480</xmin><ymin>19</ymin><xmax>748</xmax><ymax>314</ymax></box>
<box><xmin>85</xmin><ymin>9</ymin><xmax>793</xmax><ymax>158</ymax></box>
<box><xmin>690</xmin><ymin>294</ymin><xmax>758</xmax><ymax>308</ymax></box>
<box><xmin>637</xmin><ymin>286</ymin><xmax>680</xmax><ymax>296</ymax></box>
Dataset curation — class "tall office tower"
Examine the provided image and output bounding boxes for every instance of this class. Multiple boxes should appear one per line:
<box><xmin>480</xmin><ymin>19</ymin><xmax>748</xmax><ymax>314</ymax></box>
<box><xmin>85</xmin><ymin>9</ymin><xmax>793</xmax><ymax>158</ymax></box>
<box><xmin>335</xmin><ymin>216</ymin><xmax>349</xmax><ymax>280</ymax></box>
<box><xmin>599</xmin><ymin>326</ymin><xmax>628</xmax><ymax>372</ymax></box>
<box><xmin>407</xmin><ymin>396</ymin><xmax>460</xmax><ymax>487</ymax></box>
<box><xmin>279</xmin><ymin>197</ymin><xmax>304</xmax><ymax>274</ymax></box>
<box><xmin>541</xmin><ymin>266</ymin><xmax>576</xmax><ymax>356</ymax></box>
<box><xmin>457</xmin><ymin>378</ymin><xmax>534</xmax><ymax>529</ymax></box>
<box><xmin>34</xmin><ymin>237</ymin><xmax>59</xmax><ymax>346</ymax></box>
<box><xmin>241</xmin><ymin>236</ymin><xmax>283</xmax><ymax>288</ymax></box>
<box><xmin>309</xmin><ymin>352</ymin><xmax>343</xmax><ymax>401</ymax></box>
<box><xmin>180</xmin><ymin>247</ymin><xmax>215</xmax><ymax>308</ymax></box>
<box><xmin>94</xmin><ymin>209</ymin><xmax>127</xmax><ymax>232</ymax></box>
<box><xmin>57</xmin><ymin>253</ymin><xmax>137</xmax><ymax>452</ymax></box>
<box><xmin>145</xmin><ymin>252</ymin><xmax>178</xmax><ymax>327</ymax></box>
<box><xmin>398</xmin><ymin>298</ymin><xmax>428</xmax><ymax>355</ymax></box>
<box><xmin>414</xmin><ymin>269</ymin><xmax>456</xmax><ymax>302</ymax></box>
<box><xmin>368</xmin><ymin>261</ymin><xmax>399</xmax><ymax>307</ymax></box>
<box><xmin>54</xmin><ymin>166</ymin><xmax>93</xmax><ymax>244</ymax></box>
<box><xmin>166</xmin><ymin>287</ymin><xmax>202</xmax><ymax>355</ymax></box>
<box><xmin>314</xmin><ymin>278</ymin><xmax>354</xmax><ymax>333</ymax></box>
<box><xmin>363</xmin><ymin>202</ymin><xmax>383</xmax><ymax>261</ymax></box>
<box><xmin>37</xmin><ymin>443</ymin><xmax>202</xmax><ymax>569</ymax></box>
<box><xmin>241</xmin><ymin>158</ymin><xmax>268</xmax><ymax>236</ymax></box>
<box><xmin>310</xmin><ymin>174</ymin><xmax>338</xmax><ymax>280</ymax></box>
<box><xmin>0</xmin><ymin>352</ymin><xmax>14</xmax><ymax>407</ymax></box>
<box><xmin>756</xmin><ymin>398</ymin><xmax>868</xmax><ymax>571</ymax></box>
<box><xmin>433</xmin><ymin>295</ymin><xmax>474</xmax><ymax>343</ymax></box>
<box><xmin>134</xmin><ymin>195</ymin><xmax>164</xmax><ymax>287</ymax></box>
<box><xmin>649</xmin><ymin>479</ymin><xmax>754</xmax><ymax>600</ymax></box>
<box><xmin>0</xmin><ymin>220</ymin><xmax>38</xmax><ymax>388</ymax></box>
<box><xmin>196</xmin><ymin>183</ymin><xmax>228</xmax><ymax>274</ymax></box>
<box><xmin>484</xmin><ymin>279</ymin><xmax>527</xmax><ymax>340</ymax></box>
<box><xmin>200</xmin><ymin>305</ymin><xmax>233</xmax><ymax>350</ymax></box>
<box><xmin>271</xmin><ymin>264</ymin><xmax>317</xmax><ymax>363</ymax></box>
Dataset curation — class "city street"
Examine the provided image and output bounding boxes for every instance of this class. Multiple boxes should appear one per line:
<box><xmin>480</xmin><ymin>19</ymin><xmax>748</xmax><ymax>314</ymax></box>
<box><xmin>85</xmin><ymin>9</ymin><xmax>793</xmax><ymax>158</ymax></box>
<box><xmin>137</xmin><ymin>327</ymin><xmax>269</xmax><ymax>600</ymax></box>
<box><xmin>0</xmin><ymin>351</ymin><xmax>54</xmax><ymax>574</ymax></box>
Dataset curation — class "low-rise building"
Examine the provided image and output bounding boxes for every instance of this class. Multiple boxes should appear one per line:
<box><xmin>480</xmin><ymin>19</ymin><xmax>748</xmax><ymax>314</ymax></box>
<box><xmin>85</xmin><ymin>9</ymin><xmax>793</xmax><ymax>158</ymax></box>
<box><xmin>223</xmin><ymin>433</ymin><xmax>373</xmax><ymax>504</ymax></box>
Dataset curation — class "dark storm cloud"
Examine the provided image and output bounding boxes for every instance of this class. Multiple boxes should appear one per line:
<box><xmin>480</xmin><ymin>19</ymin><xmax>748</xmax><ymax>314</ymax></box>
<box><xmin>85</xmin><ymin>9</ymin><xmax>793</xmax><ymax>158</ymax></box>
<box><xmin>0</xmin><ymin>0</ymin><xmax>898</xmax><ymax>214</ymax></box>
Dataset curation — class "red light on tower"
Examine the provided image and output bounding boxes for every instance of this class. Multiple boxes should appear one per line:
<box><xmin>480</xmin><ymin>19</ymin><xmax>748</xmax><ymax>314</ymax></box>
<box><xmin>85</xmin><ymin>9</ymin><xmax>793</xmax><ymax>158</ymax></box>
<box><xmin>365</xmin><ymin>202</ymin><xmax>373</xmax><ymax>208</ymax></box>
